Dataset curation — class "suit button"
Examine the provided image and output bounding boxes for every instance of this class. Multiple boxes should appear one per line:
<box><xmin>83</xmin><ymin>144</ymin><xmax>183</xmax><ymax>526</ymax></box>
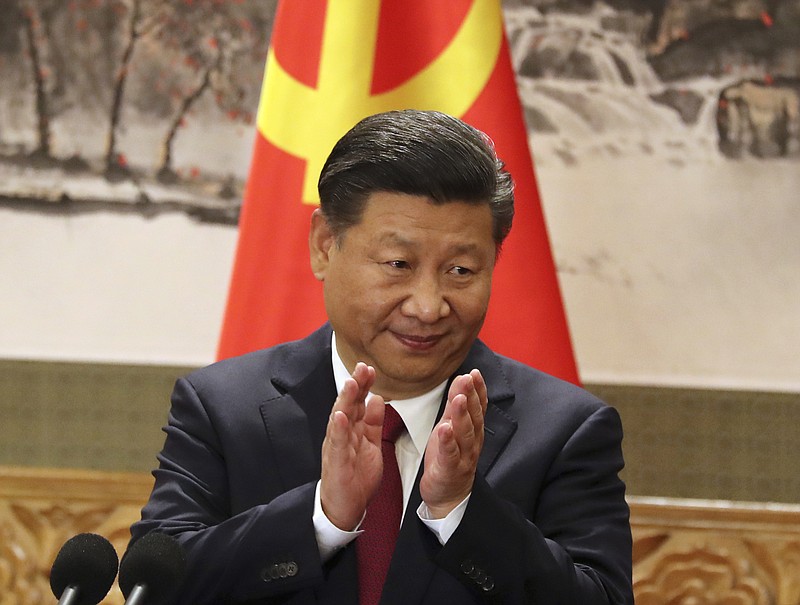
<box><xmin>460</xmin><ymin>560</ymin><xmax>475</xmax><ymax>575</ymax></box>
<box><xmin>286</xmin><ymin>561</ymin><xmax>299</xmax><ymax>577</ymax></box>
<box><xmin>278</xmin><ymin>563</ymin><xmax>288</xmax><ymax>578</ymax></box>
<box><xmin>482</xmin><ymin>577</ymin><xmax>495</xmax><ymax>592</ymax></box>
<box><xmin>473</xmin><ymin>569</ymin><xmax>486</xmax><ymax>583</ymax></box>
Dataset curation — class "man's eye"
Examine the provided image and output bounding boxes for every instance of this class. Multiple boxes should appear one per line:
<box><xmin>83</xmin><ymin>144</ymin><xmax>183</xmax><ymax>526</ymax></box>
<box><xmin>387</xmin><ymin>260</ymin><xmax>409</xmax><ymax>269</ymax></box>
<box><xmin>450</xmin><ymin>266</ymin><xmax>473</xmax><ymax>276</ymax></box>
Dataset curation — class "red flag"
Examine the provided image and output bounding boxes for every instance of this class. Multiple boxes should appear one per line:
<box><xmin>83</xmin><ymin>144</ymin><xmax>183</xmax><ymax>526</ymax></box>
<box><xmin>218</xmin><ymin>0</ymin><xmax>579</xmax><ymax>384</ymax></box>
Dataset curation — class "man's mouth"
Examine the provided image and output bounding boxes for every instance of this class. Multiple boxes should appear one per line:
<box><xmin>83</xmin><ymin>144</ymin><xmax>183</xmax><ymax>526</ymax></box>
<box><xmin>391</xmin><ymin>331</ymin><xmax>443</xmax><ymax>351</ymax></box>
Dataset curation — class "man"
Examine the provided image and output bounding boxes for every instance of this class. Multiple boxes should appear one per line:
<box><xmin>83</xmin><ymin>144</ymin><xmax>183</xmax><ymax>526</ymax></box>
<box><xmin>131</xmin><ymin>110</ymin><xmax>633</xmax><ymax>604</ymax></box>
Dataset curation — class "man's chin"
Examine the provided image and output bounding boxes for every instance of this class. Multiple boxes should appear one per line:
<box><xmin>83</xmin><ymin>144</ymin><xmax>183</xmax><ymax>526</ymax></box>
<box><xmin>373</xmin><ymin>362</ymin><xmax>455</xmax><ymax>399</ymax></box>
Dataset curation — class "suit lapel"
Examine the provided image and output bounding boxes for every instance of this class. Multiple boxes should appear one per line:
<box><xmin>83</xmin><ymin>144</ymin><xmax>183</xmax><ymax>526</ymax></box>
<box><xmin>479</xmin><ymin>404</ymin><xmax>518</xmax><ymax>477</ymax></box>
<box><xmin>258</xmin><ymin>325</ymin><xmax>337</xmax><ymax>492</ymax></box>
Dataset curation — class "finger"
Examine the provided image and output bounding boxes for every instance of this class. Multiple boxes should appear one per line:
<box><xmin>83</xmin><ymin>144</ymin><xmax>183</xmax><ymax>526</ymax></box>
<box><xmin>332</xmin><ymin>377</ymin><xmax>362</xmax><ymax>422</ymax></box>
<box><xmin>446</xmin><ymin>374</ymin><xmax>467</xmax><ymax>405</ymax></box>
<box><xmin>443</xmin><ymin>374</ymin><xmax>470</xmax><ymax>422</ymax></box>
<box><xmin>334</xmin><ymin>363</ymin><xmax>377</xmax><ymax>422</ymax></box>
<box><xmin>470</xmin><ymin>369</ymin><xmax>488</xmax><ymax>414</ymax></box>
<box><xmin>446</xmin><ymin>393</ymin><xmax>476</xmax><ymax>450</ymax></box>
<box><xmin>446</xmin><ymin>376</ymin><xmax>480</xmax><ymax>435</ymax></box>
<box><xmin>435</xmin><ymin>419</ymin><xmax>460</xmax><ymax>464</ymax></box>
<box><xmin>363</xmin><ymin>395</ymin><xmax>385</xmax><ymax>445</ymax></box>
<box><xmin>462</xmin><ymin>373</ymin><xmax>485</xmax><ymax>435</ymax></box>
<box><xmin>324</xmin><ymin>409</ymin><xmax>354</xmax><ymax>459</ymax></box>
<box><xmin>351</xmin><ymin>362</ymin><xmax>376</xmax><ymax>402</ymax></box>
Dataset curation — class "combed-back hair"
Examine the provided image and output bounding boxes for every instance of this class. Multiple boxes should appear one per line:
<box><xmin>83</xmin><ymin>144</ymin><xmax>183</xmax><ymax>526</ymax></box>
<box><xmin>317</xmin><ymin>110</ymin><xmax>515</xmax><ymax>247</ymax></box>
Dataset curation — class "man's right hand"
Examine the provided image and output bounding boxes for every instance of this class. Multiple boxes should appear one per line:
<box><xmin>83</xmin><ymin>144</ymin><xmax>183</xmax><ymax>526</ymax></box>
<box><xmin>320</xmin><ymin>362</ymin><xmax>385</xmax><ymax>531</ymax></box>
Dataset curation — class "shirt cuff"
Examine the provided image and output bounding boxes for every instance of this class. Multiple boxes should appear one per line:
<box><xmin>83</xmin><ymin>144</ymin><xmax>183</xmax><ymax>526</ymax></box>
<box><xmin>417</xmin><ymin>494</ymin><xmax>471</xmax><ymax>545</ymax></box>
<box><xmin>313</xmin><ymin>481</ymin><xmax>362</xmax><ymax>562</ymax></box>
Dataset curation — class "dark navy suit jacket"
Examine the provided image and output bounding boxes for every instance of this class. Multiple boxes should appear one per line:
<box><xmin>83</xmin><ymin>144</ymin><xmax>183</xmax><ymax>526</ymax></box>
<box><xmin>131</xmin><ymin>324</ymin><xmax>633</xmax><ymax>604</ymax></box>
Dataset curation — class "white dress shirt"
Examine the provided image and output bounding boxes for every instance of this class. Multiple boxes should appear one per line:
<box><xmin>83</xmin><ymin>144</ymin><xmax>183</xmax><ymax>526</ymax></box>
<box><xmin>312</xmin><ymin>333</ymin><xmax>470</xmax><ymax>561</ymax></box>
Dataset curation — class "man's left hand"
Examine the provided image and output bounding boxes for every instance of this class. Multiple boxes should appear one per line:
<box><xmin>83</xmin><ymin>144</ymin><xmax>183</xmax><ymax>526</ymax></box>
<box><xmin>419</xmin><ymin>369</ymin><xmax>487</xmax><ymax>518</ymax></box>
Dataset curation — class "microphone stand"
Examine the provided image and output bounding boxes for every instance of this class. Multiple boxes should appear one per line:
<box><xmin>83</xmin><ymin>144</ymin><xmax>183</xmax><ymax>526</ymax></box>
<box><xmin>124</xmin><ymin>584</ymin><xmax>147</xmax><ymax>605</ymax></box>
<box><xmin>57</xmin><ymin>586</ymin><xmax>79</xmax><ymax>605</ymax></box>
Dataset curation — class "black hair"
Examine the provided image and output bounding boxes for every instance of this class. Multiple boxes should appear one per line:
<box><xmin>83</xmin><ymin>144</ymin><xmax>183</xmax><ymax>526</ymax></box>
<box><xmin>317</xmin><ymin>109</ymin><xmax>514</xmax><ymax>247</ymax></box>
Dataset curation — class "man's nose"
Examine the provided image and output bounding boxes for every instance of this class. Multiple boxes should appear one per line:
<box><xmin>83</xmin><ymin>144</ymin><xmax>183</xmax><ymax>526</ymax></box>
<box><xmin>400</xmin><ymin>274</ymin><xmax>451</xmax><ymax>323</ymax></box>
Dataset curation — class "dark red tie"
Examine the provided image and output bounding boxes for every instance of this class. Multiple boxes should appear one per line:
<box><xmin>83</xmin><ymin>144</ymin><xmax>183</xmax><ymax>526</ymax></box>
<box><xmin>356</xmin><ymin>404</ymin><xmax>405</xmax><ymax>605</ymax></box>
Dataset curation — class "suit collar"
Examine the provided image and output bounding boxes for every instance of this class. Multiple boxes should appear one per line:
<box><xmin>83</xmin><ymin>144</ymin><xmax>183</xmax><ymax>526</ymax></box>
<box><xmin>270</xmin><ymin>323</ymin><xmax>334</xmax><ymax>393</ymax></box>
<box><xmin>457</xmin><ymin>338</ymin><xmax>516</xmax><ymax>405</ymax></box>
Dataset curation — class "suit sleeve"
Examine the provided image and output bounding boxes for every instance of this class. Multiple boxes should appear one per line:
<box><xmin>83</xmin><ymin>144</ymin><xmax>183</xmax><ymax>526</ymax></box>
<box><xmin>130</xmin><ymin>377</ymin><xmax>325</xmax><ymax>604</ymax></box>
<box><xmin>435</xmin><ymin>405</ymin><xmax>633</xmax><ymax>605</ymax></box>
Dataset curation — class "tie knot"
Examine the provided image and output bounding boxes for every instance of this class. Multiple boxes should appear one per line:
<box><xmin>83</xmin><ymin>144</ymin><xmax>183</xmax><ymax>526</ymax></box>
<box><xmin>382</xmin><ymin>405</ymin><xmax>405</xmax><ymax>443</ymax></box>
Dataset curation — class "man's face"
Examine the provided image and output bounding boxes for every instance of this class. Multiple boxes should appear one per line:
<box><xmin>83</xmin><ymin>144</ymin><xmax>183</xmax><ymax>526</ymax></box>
<box><xmin>310</xmin><ymin>191</ymin><xmax>496</xmax><ymax>400</ymax></box>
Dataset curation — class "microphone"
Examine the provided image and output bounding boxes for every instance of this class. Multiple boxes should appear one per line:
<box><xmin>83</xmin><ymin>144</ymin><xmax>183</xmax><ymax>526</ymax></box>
<box><xmin>119</xmin><ymin>532</ymin><xmax>186</xmax><ymax>605</ymax></box>
<box><xmin>50</xmin><ymin>533</ymin><xmax>119</xmax><ymax>605</ymax></box>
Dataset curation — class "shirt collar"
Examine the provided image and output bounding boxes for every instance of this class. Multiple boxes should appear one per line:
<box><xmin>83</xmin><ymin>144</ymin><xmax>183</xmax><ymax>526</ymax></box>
<box><xmin>331</xmin><ymin>332</ymin><xmax>446</xmax><ymax>455</ymax></box>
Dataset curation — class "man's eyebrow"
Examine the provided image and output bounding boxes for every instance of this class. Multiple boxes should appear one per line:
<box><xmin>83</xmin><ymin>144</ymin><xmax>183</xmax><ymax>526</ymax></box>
<box><xmin>375</xmin><ymin>232</ymin><xmax>413</xmax><ymax>247</ymax></box>
<box><xmin>375</xmin><ymin>232</ymin><xmax>485</xmax><ymax>255</ymax></box>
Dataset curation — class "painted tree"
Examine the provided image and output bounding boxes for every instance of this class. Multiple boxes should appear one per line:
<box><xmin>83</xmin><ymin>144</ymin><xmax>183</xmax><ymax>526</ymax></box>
<box><xmin>17</xmin><ymin>0</ymin><xmax>61</xmax><ymax>161</ymax></box>
<box><xmin>0</xmin><ymin>2</ymin><xmax>25</xmax><ymax>152</ymax></box>
<box><xmin>144</xmin><ymin>0</ymin><xmax>271</xmax><ymax>182</ymax></box>
<box><xmin>104</xmin><ymin>0</ymin><xmax>271</xmax><ymax>182</ymax></box>
<box><xmin>1</xmin><ymin>0</ymin><xmax>274</xmax><ymax>186</ymax></box>
<box><xmin>105</xmin><ymin>0</ymin><xmax>170</xmax><ymax>178</ymax></box>
<box><xmin>1</xmin><ymin>0</ymin><xmax>147</xmax><ymax>165</ymax></box>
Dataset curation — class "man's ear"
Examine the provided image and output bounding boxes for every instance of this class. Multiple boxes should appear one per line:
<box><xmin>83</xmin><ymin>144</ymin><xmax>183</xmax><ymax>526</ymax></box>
<box><xmin>309</xmin><ymin>208</ymin><xmax>336</xmax><ymax>281</ymax></box>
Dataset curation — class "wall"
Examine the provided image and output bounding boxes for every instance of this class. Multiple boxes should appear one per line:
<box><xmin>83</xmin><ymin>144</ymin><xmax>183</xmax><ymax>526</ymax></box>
<box><xmin>2</xmin><ymin>359</ymin><xmax>798</xmax><ymax>504</ymax></box>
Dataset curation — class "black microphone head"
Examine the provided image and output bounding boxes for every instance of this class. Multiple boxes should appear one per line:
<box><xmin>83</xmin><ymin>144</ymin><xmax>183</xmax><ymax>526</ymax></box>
<box><xmin>50</xmin><ymin>533</ymin><xmax>119</xmax><ymax>605</ymax></box>
<box><xmin>119</xmin><ymin>532</ymin><xmax>186</xmax><ymax>605</ymax></box>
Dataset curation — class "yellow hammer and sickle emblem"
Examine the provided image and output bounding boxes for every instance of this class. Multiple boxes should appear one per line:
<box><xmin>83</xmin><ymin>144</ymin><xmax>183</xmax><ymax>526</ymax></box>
<box><xmin>256</xmin><ymin>0</ymin><xmax>503</xmax><ymax>205</ymax></box>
